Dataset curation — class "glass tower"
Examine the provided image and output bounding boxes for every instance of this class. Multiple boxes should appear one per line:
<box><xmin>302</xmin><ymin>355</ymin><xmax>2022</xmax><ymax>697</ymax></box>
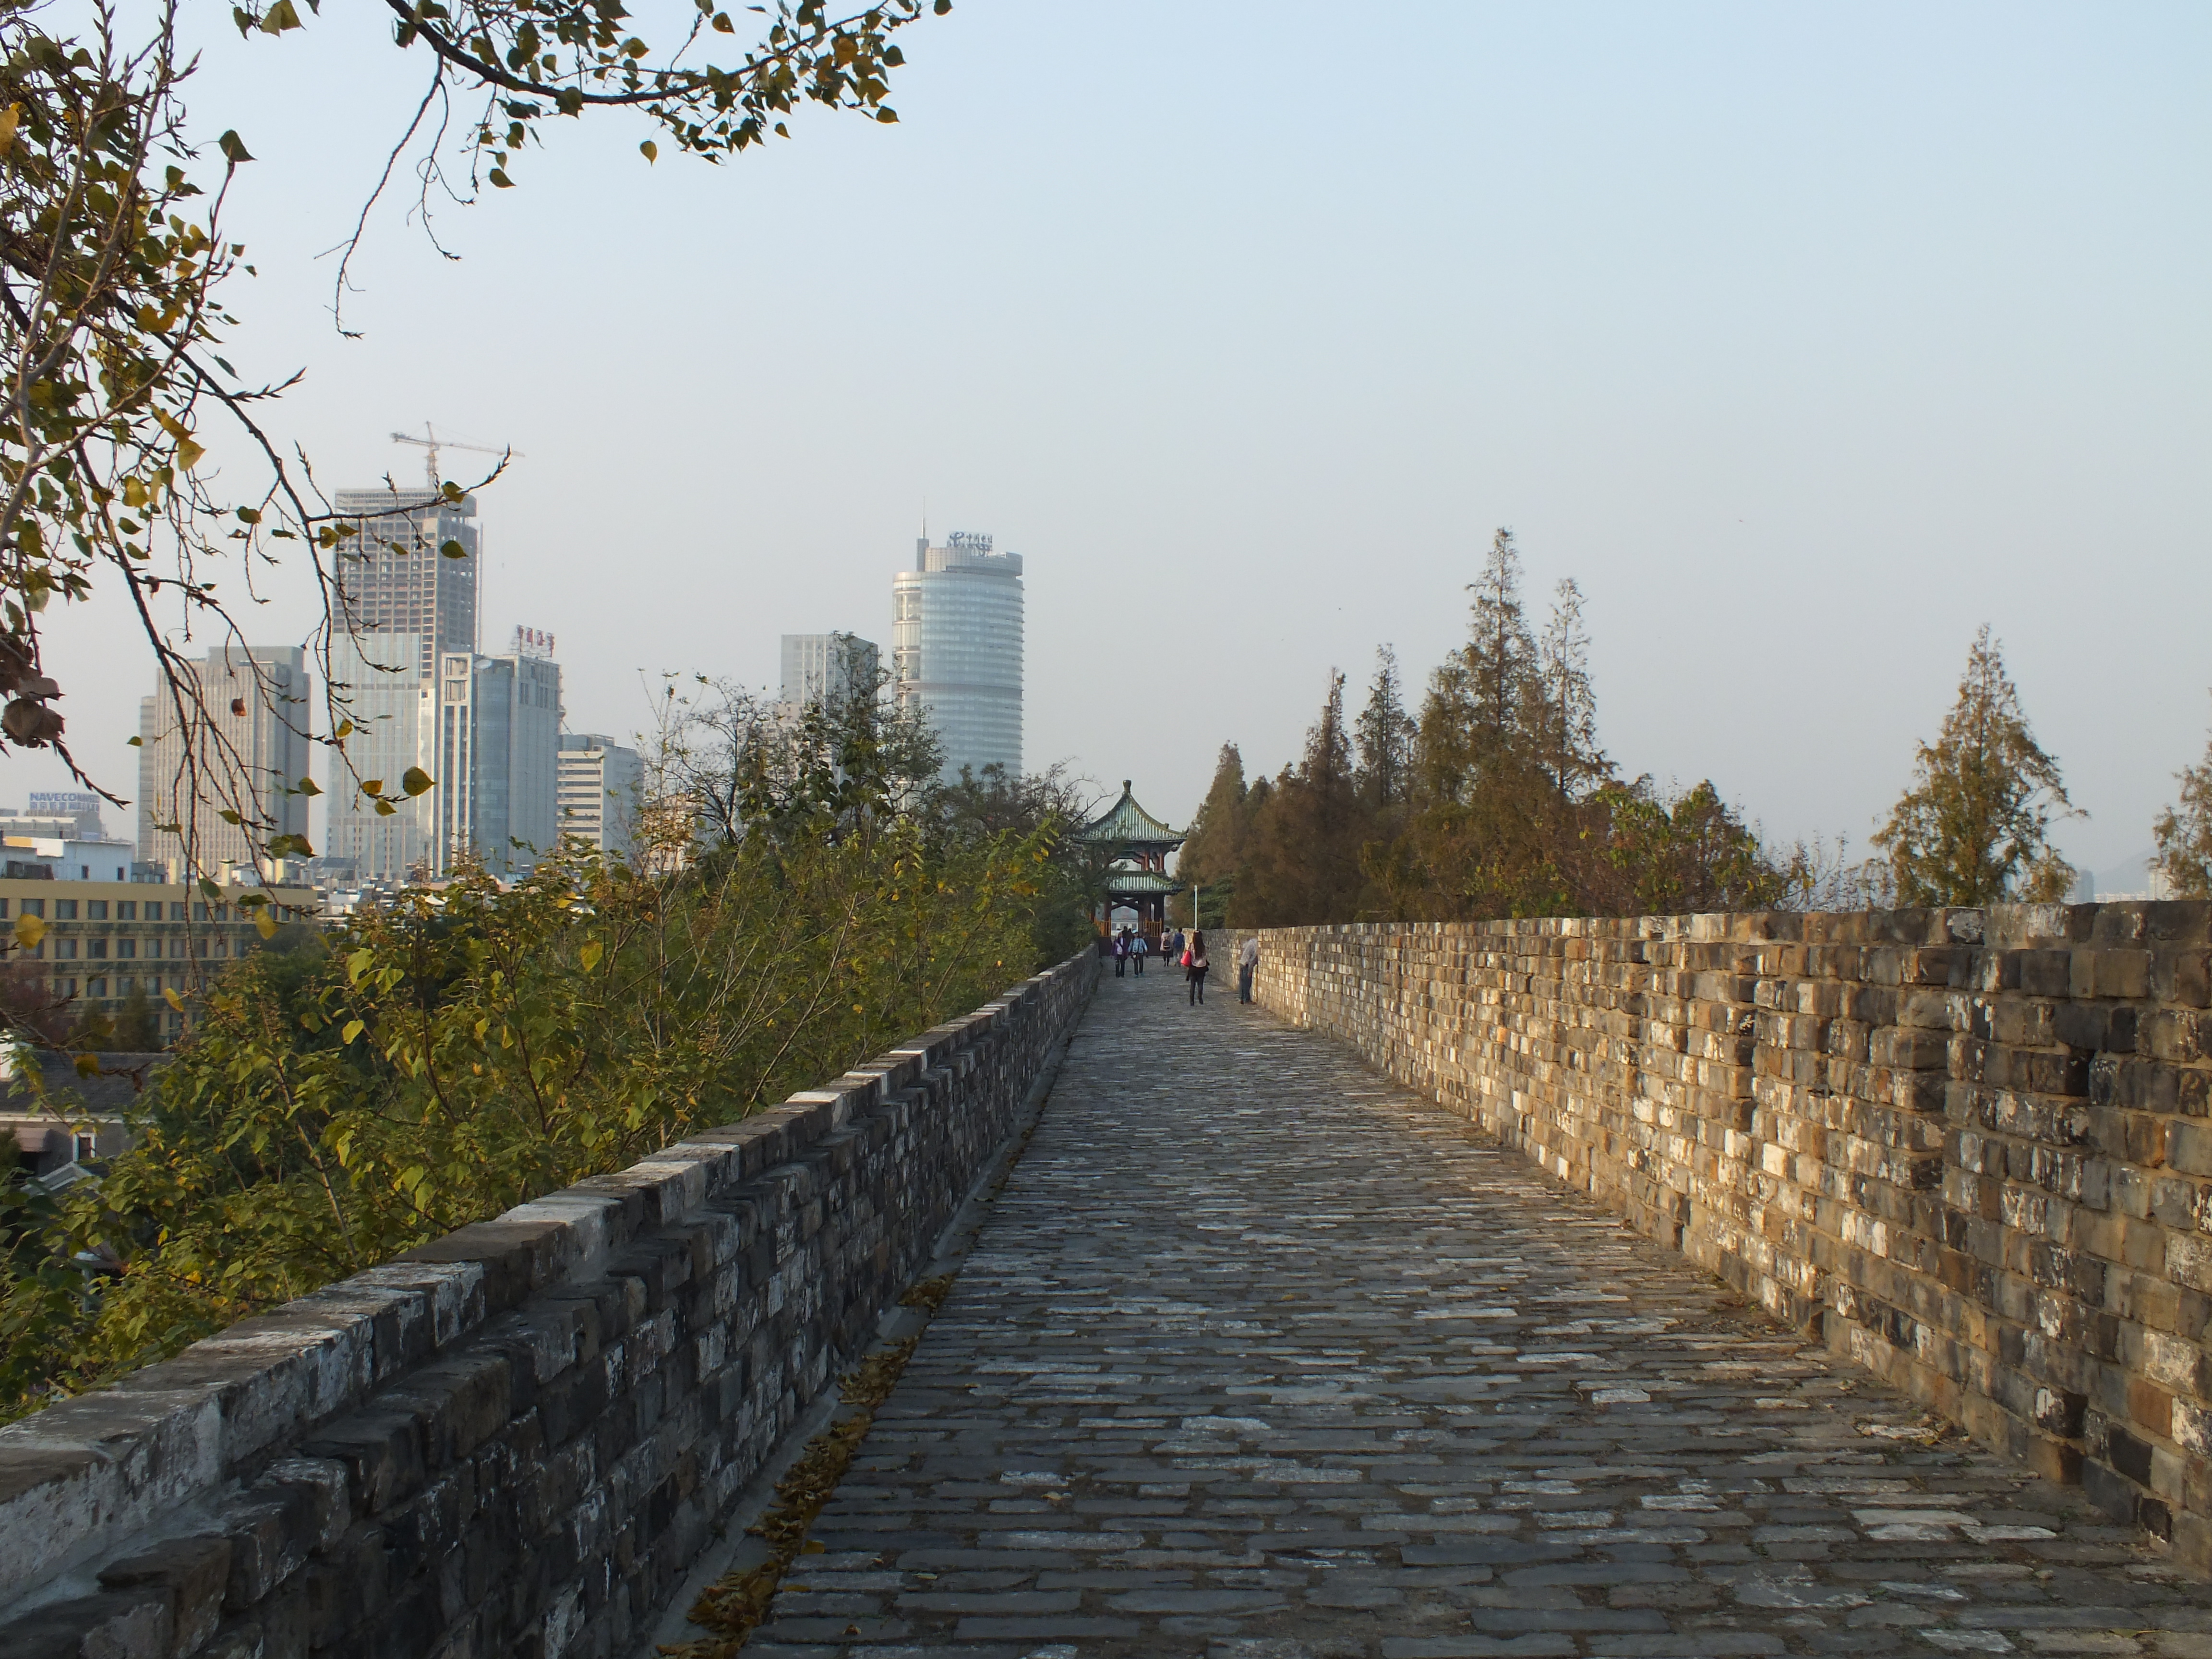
<box><xmin>891</xmin><ymin>532</ymin><xmax>1022</xmax><ymax>781</ymax></box>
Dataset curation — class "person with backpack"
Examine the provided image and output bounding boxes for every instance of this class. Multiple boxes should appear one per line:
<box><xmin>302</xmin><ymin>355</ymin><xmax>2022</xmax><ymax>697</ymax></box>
<box><xmin>1131</xmin><ymin>931</ymin><xmax>1148</xmax><ymax>975</ymax></box>
<box><xmin>1185</xmin><ymin>930</ymin><xmax>1210</xmax><ymax>1005</ymax></box>
<box><xmin>1113</xmin><ymin>927</ymin><xmax>1129</xmax><ymax>978</ymax></box>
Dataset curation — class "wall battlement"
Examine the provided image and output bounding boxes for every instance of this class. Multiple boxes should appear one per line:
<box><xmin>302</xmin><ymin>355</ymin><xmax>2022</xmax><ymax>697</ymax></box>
<box><xmin>1241</xmin><ymin>904</ymin><xmax>2212</xmax><ymax>1572</ymax></box>
<box><xmin>0</xmin><ymin>950</ymin><xmax>1096</xmax><ymax>1658</ymax></box>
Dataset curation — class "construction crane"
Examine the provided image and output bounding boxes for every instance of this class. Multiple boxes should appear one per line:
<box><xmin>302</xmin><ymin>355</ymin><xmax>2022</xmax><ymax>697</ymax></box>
<box><xmin>389</xmin><ymin>423</ymin><xmax>522</xmax><ymax>494</ymax></box>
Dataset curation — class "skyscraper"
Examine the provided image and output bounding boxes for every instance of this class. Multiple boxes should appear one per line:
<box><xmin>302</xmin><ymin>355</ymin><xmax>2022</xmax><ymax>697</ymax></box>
<box><xmin>891</xmin><ymin>532</ymin><xmax>1023</xmax><ymax>780</ymax></box>
<box><xmin>136</xmin><ymin>645</ymin><xmax>312</xmax><ymax>876</ymax></box>
<box><xmin>439</xmin><ymin>635</ymin><xmax>562</xmax><ymax>877</ymax></box>
<box><xmin>558</xmin><ymin>734</ymin><xmax>643</xmax><ymax>861</ymax></box>
<box><xmin>779</xmin><ymin>633</ymin><xmax>880</xmax><ymax>716</ymax></box>
<box><xmin>325</xmin><ymin>488</ymin><xmax>481</xmax><ymax>881</ymax></box>
<box><xmin>330</xmin><ymin>489</ymin><xmax>479</xmax><ymax>678</ymax></box>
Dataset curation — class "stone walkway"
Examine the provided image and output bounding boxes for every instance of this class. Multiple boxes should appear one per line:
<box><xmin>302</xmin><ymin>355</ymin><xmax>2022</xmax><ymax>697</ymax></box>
<box><xmin>746</xmin><ymin>963</ymin><xmax>2210</xmax><ymax>1657</ymax></box>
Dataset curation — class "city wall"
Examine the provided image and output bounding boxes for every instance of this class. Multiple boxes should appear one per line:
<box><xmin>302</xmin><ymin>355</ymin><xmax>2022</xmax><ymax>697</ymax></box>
<box><xmin>0</xmin><ymin>950</ymin><xmax>1097</xmax><ymax>1659</ymax></box>
<box><xmin>1239</xmin><ymin>904</ymin><xmax>2212</xmax><ymax>1572</ymax></box>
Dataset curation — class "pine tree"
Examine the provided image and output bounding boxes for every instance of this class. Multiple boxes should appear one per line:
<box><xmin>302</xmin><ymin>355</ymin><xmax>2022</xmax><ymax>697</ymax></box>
<box><xmin>1534</xmin><ymin>577</ymin><xmax>1606</xmax><ymax>796</ymax></box>
<box><xmin>1354</xmin><ymin>647</ymin><xmax>1415</xmax><ymax>807</ymax></box>
<box><xmin>1873</xmin><ymin>627</ymin><xmax>2076</xmax><ymax>905</ymax></box>
<box><xmin>1179</xmin><ymin>743</ymin><xmax>1249</xmax><ymax>886</ymax></box>
<box><xmin>1417</xmin><ymin>527</ymin><xmax>1539</xmax><ymax>805</ymax></box>
<box><xmin>2152</xmin><ymin>699</ymin><xmax>2212</xmax><ymax>898</ymax></box>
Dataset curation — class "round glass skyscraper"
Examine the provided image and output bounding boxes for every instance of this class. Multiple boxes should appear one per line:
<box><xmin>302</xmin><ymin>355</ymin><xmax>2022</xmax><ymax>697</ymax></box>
<box><xmin>891</xmin><ymin>531</ymin><xmax>1023</xmax><ymax>781</ymax></box>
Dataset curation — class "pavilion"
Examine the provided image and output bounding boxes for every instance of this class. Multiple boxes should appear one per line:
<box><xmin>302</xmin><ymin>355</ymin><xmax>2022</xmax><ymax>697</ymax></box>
<box><xmin>1082</xmin><ymin>780</ymin><xmax>1184</xmax><ymax>943</ymax></box>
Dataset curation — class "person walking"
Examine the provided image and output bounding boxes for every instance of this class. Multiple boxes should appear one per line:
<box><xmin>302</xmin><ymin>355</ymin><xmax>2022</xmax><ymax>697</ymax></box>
<box><xmin>1238</xmin><ymin>934</ymin><xmax>1259</xmax><ymax>1003</ymax></box>
<box><xmin>1169</xmin><ymin>926</ymin><xmax>1187</xmax><ymax>969</ymax></box>
<box><xmin>1131</xmin><ymin>931</ymin><xmax>1148</xmax><ymax>976</ymax></box>
<box><xmin>1113</xmin><ymin>928</ymin><xmax>1128</xmax><ymax>978</ymax></box>
<box><xmin>1186</xmin><ymin>929</ymin><xmax>1210</xmax><ymax>1005</ymax></box>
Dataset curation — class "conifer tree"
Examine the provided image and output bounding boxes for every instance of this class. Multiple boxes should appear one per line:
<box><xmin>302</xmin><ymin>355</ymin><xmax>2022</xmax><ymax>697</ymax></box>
<box><xmin>1873</xmin><ymin>627</ymin><xmax>2076</xmax><ymax>905</ymax></box>
<box><xmin>2152</xmin><ymin>700</ymin><xmax>2212</xmax><ymax>898</ymax></box>
<box><xmin>1535</xmin><ymin>578</ymin><xmax>1606</xmax><ymax>796</ymax></box>
<box><xmin>1418</xmin><ymin>527</ymin><xmax>1539</xmax><ymax>805</ymax></box>
<box><xmin>1355</xmin><ymin>647</ymin><xmax>1415</xmax><ymax>808</ymax></box>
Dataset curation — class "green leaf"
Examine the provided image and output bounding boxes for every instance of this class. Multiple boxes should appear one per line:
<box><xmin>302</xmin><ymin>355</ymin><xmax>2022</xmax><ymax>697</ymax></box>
<box><xmin>258</xmin><ymin>0</ymin><xmax>302</xmax><ymax>31</ymax></box>
<box><xmin>401</xmin><ymin>767</ymin><xmax>435</xmax><ymax>797</ymax></box>
<box><xmin>218</xmin><ymin>130</ymin><xmax>255</xmax><ymax>164</ymax></box>
<box><xmin>488</xmin><ymin>167</ymin><xmax>514</xmax><ymax>189</ymax></box>
<box><xmin>639</xmin><ymin>140</ymin><xmax>658</xmax><ymax>163</ymax></box>
<box><xmin>439</xmin><ymin>540</ymin><xmax>468</xmax><ymax>559</ymax></box>
<box><xmin>578</xmin><ymin>939</ymin><xmax>603</xmax><ymax>972</ymax></box>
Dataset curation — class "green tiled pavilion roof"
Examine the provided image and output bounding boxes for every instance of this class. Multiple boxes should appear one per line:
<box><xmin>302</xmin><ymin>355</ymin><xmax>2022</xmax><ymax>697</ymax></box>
<box><xmin>1083</xmin><ymin>781</ymin><xmax>1183</xmax><ymax>848</ymax></box>
<box><xmin>1102</xmin><ymin>865</ymin><xmax>1181</xmax><ymax>896</ymax></box>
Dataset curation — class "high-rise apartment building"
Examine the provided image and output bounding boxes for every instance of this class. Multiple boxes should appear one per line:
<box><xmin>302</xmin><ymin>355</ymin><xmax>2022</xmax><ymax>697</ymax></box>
<box><xmin>891</xmin><ymin>531</ymin><xmax>1023</xmax><ymax>780</ymax></box>
<box><xmin>136</xmin><ymin>645</ymin><xmax>312</xmax><ymax>876</ymax></box>
<box><xmin>779</xmin><ymin>633</ymin><xmax>880</xmax><ymax>715</ymax></box>
<box><xmin>558</xmin><ymin>734</ymin><xmax>643</xmax><ymax>861</ymax></box>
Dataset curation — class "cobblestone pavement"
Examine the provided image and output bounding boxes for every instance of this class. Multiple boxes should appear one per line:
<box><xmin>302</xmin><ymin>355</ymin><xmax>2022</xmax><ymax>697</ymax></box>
<box><xmin>747</xmin><ymin>966</ymin><xmax>2207</xmax><ymax>1658</ymax></box>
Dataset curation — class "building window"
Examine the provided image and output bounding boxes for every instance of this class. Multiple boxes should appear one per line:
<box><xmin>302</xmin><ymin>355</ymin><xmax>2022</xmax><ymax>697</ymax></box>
<box><xmin>87</xmin><ymin>900</ymin><xmax>107</xmax><ymax>919</ymax></box>
<box><xmin>193</xmin><ymin>939</ymin><xmax>208</xmax><ymax>957</ymax></box>
<box><xmin>170</xmin><ymin>903</ymin><xmax>188</xmax><ymax>920</ymax></box>
<box><xmin>117</xmin><ymin>901</ymin><xmax>135</xmax><ymax>920</ymax></box>
<box><xmin>20</xmin><ymin>899</ymin><xmax>41</xmax><ymax>918</ymax></box>
<box><xmin>72</xmin><ymin>1132</ymin><xmax>95</xmax><ymax>1164</ymax></box>
<box><xmin>86</xmin><ymin>977</ymin><xmax>105</xmax><ymax>997</ymax></box>
<box><xmin>0</xmin><ymin>898</ymin><xmax>8</xmax><ymax>917</ymax></box>
<box><xmin>194</xmin><ymin>902</ymin><xmax>209</xmax><ymax>921</ymax></box>
<box><xmin>55</xmin><ymin>900</ymin><xmax>76</xmax><ymax>919</ymax></box>
<box><xmin>117</xmin><ymin>939</ymin><xmax>136</xmax><ymax>959</ymax></box>
<box><xmin>56</xmin><ymin>939</ymin><xmax>76</xmax><ymax>960</ymax></box>
<box><xmin>60</xmin><ymin>978</ymin><xmax>75</xmax><ymax>997</ymax></box>
<box><xmin>87</xmin><ymin>940</ymin><xmax>107</xmax><ymax>959</ymax></box>
<box><xmin>215</xmin><ymin>904</ymin><xmax>230</xmax><ymax>922</ymax></box>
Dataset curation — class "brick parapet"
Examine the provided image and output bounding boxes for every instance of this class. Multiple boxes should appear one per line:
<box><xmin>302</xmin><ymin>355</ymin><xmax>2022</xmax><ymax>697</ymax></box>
<box><xmin>0</xmin><ymin>949</ymin><xmax>1096</xmax><ymax>1658</ymax></box>
<box><xmin>1232</xmin><ymin>904</ymin><xmax>2212</xmax><ymax>1571</ymax></box>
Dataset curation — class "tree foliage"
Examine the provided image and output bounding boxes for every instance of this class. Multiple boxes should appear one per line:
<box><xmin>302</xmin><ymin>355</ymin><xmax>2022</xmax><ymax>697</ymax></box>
<box><xmin>1872</xmin><ymin>627</ymin><xmax>2075</xmax><ymax>906</ymax></box>
<box><xmin>2152</xmin><ymin>699</ymin><xmax>2212</xmax><ymax>900</ymax></box>
<box><xmin>0</xmin><ymin>665</ymin><xmax>1092</xmax><ymax>1419</ymax></box>
<box><xmin>1181</xmin><ymin>528</ymin><xmax>1830</xmax><ymax>927</ymax></box>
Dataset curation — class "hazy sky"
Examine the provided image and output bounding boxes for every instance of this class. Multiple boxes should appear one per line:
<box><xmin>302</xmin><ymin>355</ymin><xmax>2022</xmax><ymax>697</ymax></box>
<box><xmin>8</xmin><ymin>2</ymin><xmax>2208</xmax><ymax>881</ymax></box>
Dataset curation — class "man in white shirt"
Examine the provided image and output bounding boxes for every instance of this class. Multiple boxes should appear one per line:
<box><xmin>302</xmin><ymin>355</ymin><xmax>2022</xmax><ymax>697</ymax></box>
<box><xmin>1238</xmin><ymin>935</ymin><xmax>1260</xmax><ymax>1004</ymax></box>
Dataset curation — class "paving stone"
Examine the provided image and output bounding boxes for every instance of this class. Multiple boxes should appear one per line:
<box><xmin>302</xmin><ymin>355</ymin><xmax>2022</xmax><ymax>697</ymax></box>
<box><xmin>755</xmin><ymin>970</ymin><xmax>2212</xmax><ymax>1655</ymax></box>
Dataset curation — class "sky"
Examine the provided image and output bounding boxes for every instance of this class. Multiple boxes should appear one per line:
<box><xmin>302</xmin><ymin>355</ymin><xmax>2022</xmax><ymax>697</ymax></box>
<box><xmin>7</xmin><ymin>2</ymin><xmax>2208</xmax><ymax>884</ymax></box>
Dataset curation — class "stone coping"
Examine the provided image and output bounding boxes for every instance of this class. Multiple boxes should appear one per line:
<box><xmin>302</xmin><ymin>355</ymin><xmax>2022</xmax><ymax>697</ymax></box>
<box><xmin>0</xmin><ymin>958</ymin><xmax>1078</xmax><ymax>1609</ymax></box>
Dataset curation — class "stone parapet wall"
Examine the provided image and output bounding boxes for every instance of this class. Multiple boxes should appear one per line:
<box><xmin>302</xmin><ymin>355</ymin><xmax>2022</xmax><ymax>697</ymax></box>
<box><xmin>0</xmin><ymin>950</ymin><xmax>1096</xmax><ymax>1659</ymax></box>
<box><xmin>1238</xmin><ymin>906</ymin><xmax>2212</xmax><ymax>1571</ymax></box>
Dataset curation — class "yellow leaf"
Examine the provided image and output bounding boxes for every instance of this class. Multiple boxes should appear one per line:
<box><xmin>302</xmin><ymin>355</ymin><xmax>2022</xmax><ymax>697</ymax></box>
<box><xmin>342</xmin><ymin>1019</ymin><xmax>364</xmax><ymax>1044</ymax></box>
<box><xmin>254</xmin><ymin>910</ymin><xmax>277</xmax><ymax>939</ymax></box>
<box><xmin>13</xmin><ymin>915</ymin><xmax>44</xmax><ymax>950</ymax></box>
<box><xmin>401</xmin><ymin>766</ymin><xmax>435</xmax><ymax>797</ymax></box>
<box><xmin>639</xmin><ymin>140</ymin><xmax>658</xmax><ymax>163</ymax></box>
<box><xmin>175</xmin><ymin>436</ymin><xmax>204</xmax><ymax>470</ymax></box>
<box><xmin>0</xmin><ymin>103</ymin><xmax>20</xmax><ymax>160</ymax></box>
<box><xmin>163</xmin><ymin>987</ymin><xmax>184</xmax><ymax>1011</ymax></box>
<box><xmin>578</xmin><ymin>939</ymin><xmax>603</xmax><ymax>972</ymax></box>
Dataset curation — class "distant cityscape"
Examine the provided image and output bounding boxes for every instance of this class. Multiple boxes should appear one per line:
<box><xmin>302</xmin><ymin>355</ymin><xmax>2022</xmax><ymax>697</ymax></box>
<box><xmin>5</xmin><ymin>461</ymin><xmax>1030</xmax><ymax>920</ymax></box>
